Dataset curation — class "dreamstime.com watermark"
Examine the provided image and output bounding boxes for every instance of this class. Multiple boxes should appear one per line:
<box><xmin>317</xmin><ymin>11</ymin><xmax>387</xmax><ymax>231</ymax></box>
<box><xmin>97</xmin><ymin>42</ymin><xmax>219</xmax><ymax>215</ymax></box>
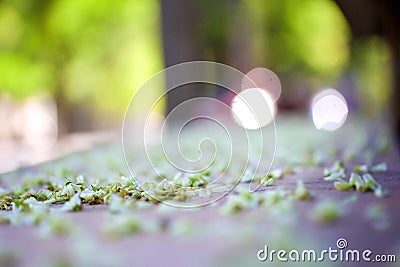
<box><xmin>257</xmin><ymin>238</ymin><xmax>397</xmax><ymax>263</ymax></box>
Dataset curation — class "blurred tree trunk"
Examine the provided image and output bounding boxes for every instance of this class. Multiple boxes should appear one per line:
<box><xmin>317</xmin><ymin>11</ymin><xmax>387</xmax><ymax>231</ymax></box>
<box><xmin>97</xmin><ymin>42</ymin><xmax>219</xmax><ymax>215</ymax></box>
<box><xmin>54</xmin><ymin>85</ymin><xmax>92</xmax><ymax>135</ymax></box>
<box><xmin>32</xmin><ymin>1</ymin><xmax>93</xmax><ymax>135</ymax></box>
<box><xmin>51</xmin><ymin>52</ymin><xmax>93</xmax><ymax>135</ymax></box>
<box><xmin>161</xmin><ymin>0</ymin><xmax>249</xmax><ymax>116</ymax></box>
<box><xmin>161</xmin><ymin>0</ymin><xmax>205</xmax><ymax>115</ymax></box>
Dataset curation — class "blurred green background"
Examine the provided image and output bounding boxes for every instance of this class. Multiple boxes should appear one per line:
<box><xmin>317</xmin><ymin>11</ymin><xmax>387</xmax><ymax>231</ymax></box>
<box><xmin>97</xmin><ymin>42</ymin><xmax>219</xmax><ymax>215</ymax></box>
<box><xmin>0</xmin><ymin>0</ymin><xmax>394</xmax><ymax>134</ymax></box>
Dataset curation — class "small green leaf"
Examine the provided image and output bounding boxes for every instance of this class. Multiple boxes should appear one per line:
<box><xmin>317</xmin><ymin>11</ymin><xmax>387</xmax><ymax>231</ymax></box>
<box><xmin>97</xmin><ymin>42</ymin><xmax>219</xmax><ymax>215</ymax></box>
<box><xmin>333</xmin><ymin>180</ymin><xmax>353</xmax><ymax>191</ymax></box>
<box><xmin>261</xmin><ymin>177</ymin><xmax>275</xmax><ymax>187</ymax></box>
<box><xmin>349</xmin><ymin>173</ymin><xmax>361</xmax><ymax>186</ymax></box>
<box><xmin>268</xmin><ymin>169</ymin><xmax>283</xmax><ymax>179</ymax></box>
<box><xmin>362</xmin><ymin>173</ymin><xmax>377</xmax><ymax>190</ymax></box>
<box><xmin>312</xmin><ymin>199</ymin><xmax>340</xmax><ymax>224</ymax></box>
<box><xmin>374</xmin><ymin>185</ymin><xmax>389</xmax><ymax>198</ymax></box>
<box><xmin>353</xmin><ymin>165</ymin><xmax>368</xmax><ymax>173</ymax></box>
<box><xmin>294</xmin><ymin>180</ymin><xmax>312</xmax><ymax>200</ymax></box>
<box><xmin>324</xmin><ymin>169</ymin><xmax>345</xmax><ymax>181</ymax></box>
<box><xmin>61</xmin><ymin>193</ymin><xmax>82</xmax><ymax>212</ymax></box>
<box><xmin>370</xmin><ymin>162</ymin><xmax>387</xmax><ymax>172</ymax></box>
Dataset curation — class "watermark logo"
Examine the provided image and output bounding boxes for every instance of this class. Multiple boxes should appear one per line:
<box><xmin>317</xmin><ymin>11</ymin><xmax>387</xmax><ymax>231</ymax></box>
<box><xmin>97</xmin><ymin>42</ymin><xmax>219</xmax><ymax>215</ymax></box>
<box><xmin>336</xmin><ymin>238</ymin><xmax>348</xmax><ymax>249</ymax></box>
<box><xmin>122</xmin><ymin>61</ymin><xmax>279</xmax><ymax>208</ymax></box>
<box><xmin>257</xmin><ymin>238</ymin><xmax>397</xmax><ymax>263</ymax></box>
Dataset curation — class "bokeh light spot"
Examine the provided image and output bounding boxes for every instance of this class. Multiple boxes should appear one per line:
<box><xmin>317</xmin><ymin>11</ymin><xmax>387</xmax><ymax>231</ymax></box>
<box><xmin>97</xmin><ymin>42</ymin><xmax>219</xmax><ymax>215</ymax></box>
<box><xmin>242</xmin><ymin>67</ymin><xmax>282</xmax><ymax>102</ymax></box>
<box><xmin>311</xmin><ymin>88</ymin><xmax>348</xmax><ymax>131</ymax></box>
<box><xmin>231</xmin><ymin>88</ymin><xmax>276</xmax><ymax>130</ymax></box>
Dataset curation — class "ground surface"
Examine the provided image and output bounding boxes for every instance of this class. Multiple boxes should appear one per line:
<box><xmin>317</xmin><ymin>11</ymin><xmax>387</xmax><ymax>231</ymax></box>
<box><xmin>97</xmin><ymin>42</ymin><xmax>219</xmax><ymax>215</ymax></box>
<box><xmin>0</xmin><ymin>115</ymin><xmax>399</xmax><ymax>267</ymax></box>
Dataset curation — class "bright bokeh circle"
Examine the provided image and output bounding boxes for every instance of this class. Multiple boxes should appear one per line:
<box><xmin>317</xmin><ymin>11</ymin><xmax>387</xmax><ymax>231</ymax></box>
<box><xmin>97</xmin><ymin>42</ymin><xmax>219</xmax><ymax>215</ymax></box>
<box><xmin>311</xmin><ymin>88</ymin><xmax>348</xmax><ymax>131</ymax></box>
<box><xmin>231</xmin><ymin>88</ymin><xmax>276</xmax><ymax>130</ymax></box>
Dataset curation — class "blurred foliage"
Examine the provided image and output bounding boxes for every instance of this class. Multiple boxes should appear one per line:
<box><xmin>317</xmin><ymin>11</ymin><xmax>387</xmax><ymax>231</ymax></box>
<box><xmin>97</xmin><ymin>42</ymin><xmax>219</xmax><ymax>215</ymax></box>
<box><xmin>0</xmin><ymin>0</ymin><xmax>163</xmax><ymax>116</ymax></box>
<box><xmin>351</xmin><ymin>38</ymin><xmax>391</xmax><ymax>115</ymax></box>
<box><xmin>0</xmin><ymin>0</ymin><xmax>393</xmax><ymax>119</ymax></box>
<box><xmin>245</xmin><ymin>0</ymin><xmax>350</xmax><ymax>80</ymax></box>
<box><xmin>244</xmin><ymin>0</ymin><xmax>391</xmax><ymax>114</ymax></box>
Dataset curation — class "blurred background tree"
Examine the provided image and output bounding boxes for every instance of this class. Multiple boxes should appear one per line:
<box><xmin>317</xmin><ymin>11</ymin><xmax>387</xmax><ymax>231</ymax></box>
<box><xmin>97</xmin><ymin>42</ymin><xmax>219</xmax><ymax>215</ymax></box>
<box><xmin>0</xmin><ymin>0</ymin><xmax>395</xmax><ymax>135</ymax></box>
<box><xmin>0</xmin><ymin>0</ymin><xmax>163</xmax><ymax>133</ymax></box>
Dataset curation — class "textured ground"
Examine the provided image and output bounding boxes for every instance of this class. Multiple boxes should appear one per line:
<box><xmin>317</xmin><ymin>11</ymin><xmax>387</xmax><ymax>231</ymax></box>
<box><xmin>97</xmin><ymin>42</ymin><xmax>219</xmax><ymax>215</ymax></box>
<box><xmin>0</xmin><ymin>115</ymin><xmax>399</xmax><ymax>267</ymax></box>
